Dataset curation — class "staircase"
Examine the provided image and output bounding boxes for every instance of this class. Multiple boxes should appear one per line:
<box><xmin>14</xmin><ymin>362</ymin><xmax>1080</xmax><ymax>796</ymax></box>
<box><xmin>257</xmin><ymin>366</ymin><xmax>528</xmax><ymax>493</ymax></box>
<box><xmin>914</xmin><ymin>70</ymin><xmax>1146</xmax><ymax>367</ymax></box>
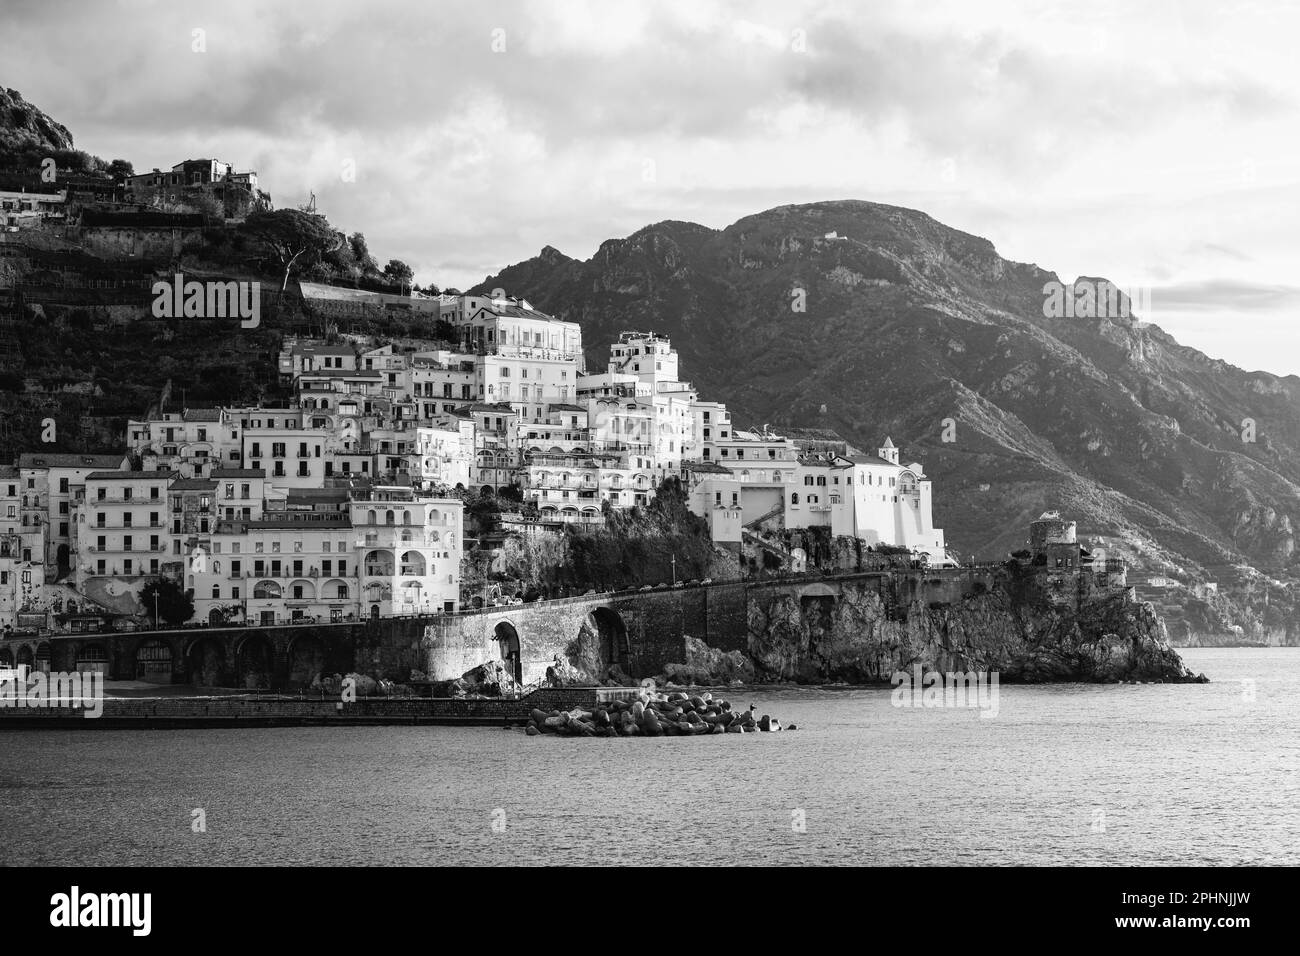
<box><xmin>743</xmin><ymin>502</ymin><xmax>785</xmax><ymax>530</ymax></box>
<box><xmin>743</xmin><ymin>530</ymin><xmax>795</xmax><ymax>565</ymax></box>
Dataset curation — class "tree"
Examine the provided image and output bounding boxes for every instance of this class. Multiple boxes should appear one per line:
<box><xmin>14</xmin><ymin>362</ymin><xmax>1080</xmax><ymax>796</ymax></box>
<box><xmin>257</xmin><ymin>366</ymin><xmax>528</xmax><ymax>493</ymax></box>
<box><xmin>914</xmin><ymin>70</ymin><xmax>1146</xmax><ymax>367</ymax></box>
<box><xmin>180</xmin><ymin>189</ymin><xmax>223</xmax><ymax>220</ymax></box>
<box><xmin>383</xmin><ymin>259</ymin><xmax>414</xmax><ymax>294</ymax></box>
<box><xmin>241</xmin><ymin>209</ymin><xmax>345</xmax><ymax>291</ymax></box>
<box><xmin>349</xmin><ymin>232</ymin><xmax>379</xmax><ymax>274</ymax></box>
<box><xmin>141</xmin><ymin>578</ymin><xmax>195</xmax><ymax>627</ymax></box>
<box><xmin>108</xmin><ymin>159</ymin><xmax>134</xmax><ymax>180</ymax></box>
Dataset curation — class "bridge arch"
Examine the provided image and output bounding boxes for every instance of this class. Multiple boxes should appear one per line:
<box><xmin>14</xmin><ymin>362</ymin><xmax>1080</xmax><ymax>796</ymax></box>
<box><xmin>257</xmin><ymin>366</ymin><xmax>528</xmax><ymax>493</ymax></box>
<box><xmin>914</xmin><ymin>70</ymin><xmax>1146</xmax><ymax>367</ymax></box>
<box><xmin>235</xmin><ymin>631</ymin><xmax>274</xmax><ymax>689</ymax></box>
<box><xmin>287</xmin><ymin>634</ymin><xmax>326</xmax><ymax>688</ymax></box>
<box><xmin>494</xmin><ymin>621</ymin><xmax>522</xmax><ymax>684</ymax></box>
<box><xmin>186</xmin><ymin>635</ymin><xmax>228</xmax><ymax>687</ymax></box>
<box><xmin>135</xmin><ymin>638</ymin><xmax>174</xmax><ymax>683</ymax></box>
<box><xmin>574</xmin><ymin>606</ymin><xmax>628</xmax><ymax>677</ymax></box>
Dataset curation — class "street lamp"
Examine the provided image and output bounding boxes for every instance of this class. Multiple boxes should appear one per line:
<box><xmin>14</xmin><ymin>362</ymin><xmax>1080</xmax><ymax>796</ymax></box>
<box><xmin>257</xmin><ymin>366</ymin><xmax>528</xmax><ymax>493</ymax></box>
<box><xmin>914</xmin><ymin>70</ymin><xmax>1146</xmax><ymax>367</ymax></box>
<box><xmin>154</xmin><ymin>591</ymin><xmax>159</xmax><ymax>629</ymax></box>
<box><xmin>671</xmin><ymin>554</ymin><xmax>676</xmax><ymax>585</ymax></box>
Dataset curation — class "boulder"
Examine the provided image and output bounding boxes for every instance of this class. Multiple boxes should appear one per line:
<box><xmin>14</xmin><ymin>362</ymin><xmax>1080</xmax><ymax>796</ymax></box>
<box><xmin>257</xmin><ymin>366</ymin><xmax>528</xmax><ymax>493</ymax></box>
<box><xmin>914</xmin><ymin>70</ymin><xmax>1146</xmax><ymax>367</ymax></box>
<box><xmin>525</xmin><ymin>724</ymin><xmax>540</xmax><ymax>736</ymax></box>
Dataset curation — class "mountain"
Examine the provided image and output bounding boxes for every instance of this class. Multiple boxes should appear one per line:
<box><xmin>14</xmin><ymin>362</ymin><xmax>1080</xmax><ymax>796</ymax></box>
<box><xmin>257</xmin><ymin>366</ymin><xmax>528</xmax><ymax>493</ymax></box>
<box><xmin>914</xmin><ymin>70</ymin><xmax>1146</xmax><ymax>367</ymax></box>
<box><xmin>472</xmin><ymin>200</ymin><xmax>1300</xmax><ymax>642</ymax></box>
<box><xmin>0</xmin><ymin>86</ymin><xmax>74</xmax><ymax>153</ymax></box>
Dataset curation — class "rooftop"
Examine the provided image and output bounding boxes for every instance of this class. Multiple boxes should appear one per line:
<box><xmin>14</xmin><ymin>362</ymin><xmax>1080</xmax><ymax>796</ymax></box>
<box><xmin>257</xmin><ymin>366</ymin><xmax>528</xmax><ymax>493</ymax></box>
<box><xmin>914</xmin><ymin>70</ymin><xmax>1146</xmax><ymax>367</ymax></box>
<box><xmin>19</xmin><ymin>453</ymin><xmax>128</xmax><ymax>470</ymax></box>
<box><xmin>84</xmin><ymin>470</ymin><xmax>174</xmax><ymax>481</ymax></box>
<box><xmin>169</xmin><ymin>478</ymin><xmax>218</xmax><ymax>490</ymax></box>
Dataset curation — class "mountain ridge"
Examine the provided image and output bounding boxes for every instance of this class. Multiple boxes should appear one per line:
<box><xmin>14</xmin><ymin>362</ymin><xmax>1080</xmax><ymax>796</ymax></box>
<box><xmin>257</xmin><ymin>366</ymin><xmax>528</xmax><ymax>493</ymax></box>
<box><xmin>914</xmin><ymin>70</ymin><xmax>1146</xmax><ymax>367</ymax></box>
<box><xmin>470</xmin><ymin>199</ymin><xmax>1300</xmax><ymax>641</ymax></box>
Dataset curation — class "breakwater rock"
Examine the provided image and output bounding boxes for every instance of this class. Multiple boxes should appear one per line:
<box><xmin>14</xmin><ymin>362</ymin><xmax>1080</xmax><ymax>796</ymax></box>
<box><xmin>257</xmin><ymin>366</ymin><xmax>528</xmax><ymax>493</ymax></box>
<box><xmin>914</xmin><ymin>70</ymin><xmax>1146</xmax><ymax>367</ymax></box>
<box><xmin>523</xmin><ymin>689</ymin><xmax>786</xmax><ymax>737</ymax></box>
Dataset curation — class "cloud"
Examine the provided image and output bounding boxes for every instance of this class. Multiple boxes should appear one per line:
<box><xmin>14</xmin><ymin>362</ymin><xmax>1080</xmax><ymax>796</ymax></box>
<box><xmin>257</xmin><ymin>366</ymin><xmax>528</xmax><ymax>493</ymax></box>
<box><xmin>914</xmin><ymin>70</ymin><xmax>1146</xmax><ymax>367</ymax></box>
<box><xmin>1</xmin><ymin>0</ymin><xmax>1297</xmax><ymax>372</ymax></box>
<box><xmin>1151</xmin><ymin>279</ymin><xmax>1300</xmax><ymax>312</ymax></box>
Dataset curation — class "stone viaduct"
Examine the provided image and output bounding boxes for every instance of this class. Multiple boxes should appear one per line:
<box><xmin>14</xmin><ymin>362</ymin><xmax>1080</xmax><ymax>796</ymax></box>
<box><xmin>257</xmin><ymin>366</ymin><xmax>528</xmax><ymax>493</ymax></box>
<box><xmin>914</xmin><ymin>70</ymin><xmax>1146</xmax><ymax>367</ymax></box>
<box><xmin>0</xmin><ymin>567</ymin><xmax>1001</xmax><ymax>688</ymax></box>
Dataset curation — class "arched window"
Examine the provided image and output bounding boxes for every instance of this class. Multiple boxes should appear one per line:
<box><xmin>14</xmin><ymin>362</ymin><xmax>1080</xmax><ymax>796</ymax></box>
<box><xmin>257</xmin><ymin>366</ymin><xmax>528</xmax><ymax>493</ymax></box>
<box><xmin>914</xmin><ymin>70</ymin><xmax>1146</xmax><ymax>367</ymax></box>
<box><xmin>791</xmin><ymin>493</ymin><xmax>799</xmax><ymax>504</ymax></box>
<box><xmin>385</xmin><ymin>510</ymin><xmax>395</xmax><ymax>525</ymax></box>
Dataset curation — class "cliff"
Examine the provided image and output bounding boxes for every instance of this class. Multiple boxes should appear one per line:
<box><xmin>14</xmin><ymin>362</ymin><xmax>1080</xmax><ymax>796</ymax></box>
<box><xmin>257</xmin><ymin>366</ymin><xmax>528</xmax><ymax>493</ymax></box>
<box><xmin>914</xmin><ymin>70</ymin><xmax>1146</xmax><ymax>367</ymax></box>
<box><xmin>725</xmin><ymin>574</ymin><xmax>1205</xmax><ymax>685</ymax></box>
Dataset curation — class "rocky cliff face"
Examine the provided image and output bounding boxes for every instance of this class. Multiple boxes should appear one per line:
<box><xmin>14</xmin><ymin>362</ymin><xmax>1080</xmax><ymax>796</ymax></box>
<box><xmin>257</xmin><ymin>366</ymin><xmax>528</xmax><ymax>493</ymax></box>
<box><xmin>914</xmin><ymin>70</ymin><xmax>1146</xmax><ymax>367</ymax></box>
<box><xmin>472</xmin><ymin>199</ymin><xmax>1300</xmax><ymax>639</ymax></box>
<box><xmin>0</xmin><ymin>87</ymin><xmax>75</xmax><ymax>153</ymax></box>
<box><xmin>738</xmin><ymin>577</ymin><xmax>1203</xmax><ymax>685</ymax></box>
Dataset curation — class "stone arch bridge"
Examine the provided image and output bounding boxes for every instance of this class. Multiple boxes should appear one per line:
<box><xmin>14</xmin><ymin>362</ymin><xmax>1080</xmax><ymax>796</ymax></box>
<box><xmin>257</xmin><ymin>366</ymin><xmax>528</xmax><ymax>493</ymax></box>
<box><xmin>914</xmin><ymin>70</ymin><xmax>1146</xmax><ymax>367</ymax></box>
<box><xmin>0</xmin><ymin>568</ymin><xmax>998</xmax><ymax>687</ymax></box>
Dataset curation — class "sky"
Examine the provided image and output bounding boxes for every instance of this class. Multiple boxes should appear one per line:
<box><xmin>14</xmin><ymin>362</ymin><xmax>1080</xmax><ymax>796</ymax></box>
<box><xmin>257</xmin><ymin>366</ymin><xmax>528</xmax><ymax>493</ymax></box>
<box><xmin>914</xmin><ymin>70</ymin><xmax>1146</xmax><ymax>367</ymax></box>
<box><xmin>4</xmin><ymin>0</ymin><xmax>1299</xmax><ymax>375</ymax></box>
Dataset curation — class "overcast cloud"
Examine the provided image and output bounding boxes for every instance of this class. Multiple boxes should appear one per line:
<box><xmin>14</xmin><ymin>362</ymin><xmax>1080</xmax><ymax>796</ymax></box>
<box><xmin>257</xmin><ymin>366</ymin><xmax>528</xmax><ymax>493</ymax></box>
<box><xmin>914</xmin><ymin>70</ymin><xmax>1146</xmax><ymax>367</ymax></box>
<box><xmin>3</xmin><ymin>0</ymin><xmax>1297</xmax><ymax>373</ymax></box>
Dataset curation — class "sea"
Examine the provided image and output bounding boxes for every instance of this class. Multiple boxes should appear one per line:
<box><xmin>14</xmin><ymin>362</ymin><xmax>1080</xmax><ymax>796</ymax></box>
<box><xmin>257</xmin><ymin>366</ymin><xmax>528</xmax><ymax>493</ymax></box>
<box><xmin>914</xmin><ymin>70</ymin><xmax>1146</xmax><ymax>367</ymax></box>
<box><xmin>1</xmin><ymin>648</ymin><xmax>1297</xmax><ymax>866</ymax></box>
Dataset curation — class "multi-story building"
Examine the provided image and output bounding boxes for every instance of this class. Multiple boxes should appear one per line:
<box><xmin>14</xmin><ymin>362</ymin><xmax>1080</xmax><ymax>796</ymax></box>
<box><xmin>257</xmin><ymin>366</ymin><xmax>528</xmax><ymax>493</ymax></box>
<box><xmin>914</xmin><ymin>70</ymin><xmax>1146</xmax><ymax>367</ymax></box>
<box><xmin>74</xmin><ymin>471</ymin><xmax>174</xmax><ymax>582</ymax></box>
<box><xmin>0</xmin><ymin>188</ymin><xmax>66</xmax><ymax>228</ymax></box>
<box><xmin>411</xmin><ymin>351</ymin><xmax>479</xmax><ymax>418</ymax></box>
<box><xmin>441</xmin><ymin>295</ymin><xmax>584</xmax><ymax>363</ymax></box>
<box><xmin>241</xmin><ymin>426</ymin><xmax>330</xmax><ymax>490</ymax></box>
<box><xmin>127</xmin><ymin>408</ymin><xmax>226</xmax><ymax>478</ymax></box>
<box><xmin>277</xmin><ymin>342</ymin><xmax>358</xmax><ymax>383</ymax></box>
<box><xmin>17</xmin><ymin>452</ymin><xmax>130</xmax><ymax>577</ymax></box>
<box><xmin>190</xmin><ymin>509</ymin><xmax>359</xmax><ymax>627</ymax></box>
<box><xmin>783</xmin><ymin>439</ymin><xmax>946</xmax><ymax>561</ymax></box>
<box><xmin>0</xmin><ymin>532</ymin><xmax>45</xmax><ymax>635</ymax></box>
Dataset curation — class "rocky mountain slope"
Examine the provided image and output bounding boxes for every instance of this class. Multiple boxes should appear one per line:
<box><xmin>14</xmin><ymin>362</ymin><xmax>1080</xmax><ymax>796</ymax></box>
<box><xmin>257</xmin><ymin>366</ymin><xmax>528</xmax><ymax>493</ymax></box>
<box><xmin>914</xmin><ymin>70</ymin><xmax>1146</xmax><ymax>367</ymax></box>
<box><xmin>472</xmin><ymin>201</ymin><xmax>1300</xmax><ymax>642</ymax></box>
<box><xmin>0</xmin><ymin>86</ymin><xmax>74</xmax><ymax>154</ymax></box>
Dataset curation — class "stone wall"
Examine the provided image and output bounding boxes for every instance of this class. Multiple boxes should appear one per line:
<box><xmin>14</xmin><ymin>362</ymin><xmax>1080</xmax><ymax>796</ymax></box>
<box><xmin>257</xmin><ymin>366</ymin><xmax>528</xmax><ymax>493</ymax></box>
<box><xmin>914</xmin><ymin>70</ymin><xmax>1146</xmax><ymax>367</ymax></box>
<box><xmin>0</xmin><ymin>566</ymin><xmax>1193</xmax><ymax>689</ymax></box>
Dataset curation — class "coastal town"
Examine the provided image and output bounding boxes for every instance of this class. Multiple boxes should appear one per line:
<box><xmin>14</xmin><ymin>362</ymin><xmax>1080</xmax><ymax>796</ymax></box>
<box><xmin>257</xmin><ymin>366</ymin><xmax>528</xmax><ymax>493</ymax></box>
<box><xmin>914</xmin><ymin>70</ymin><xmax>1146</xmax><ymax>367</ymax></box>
<box><xmin>0</xmin><ymin>154</ymin><xmax>954</xmax><ymax>656</ymax></box>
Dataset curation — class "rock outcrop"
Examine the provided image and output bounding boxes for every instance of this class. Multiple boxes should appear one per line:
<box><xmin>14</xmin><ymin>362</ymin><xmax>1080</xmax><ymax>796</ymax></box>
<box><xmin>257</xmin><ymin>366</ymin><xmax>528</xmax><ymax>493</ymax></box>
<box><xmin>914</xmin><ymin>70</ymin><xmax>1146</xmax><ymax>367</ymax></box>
<box><xmin>665</xmin><ymin>575</ymin><xmax>1209</xmax><ymax>685</ymax></box>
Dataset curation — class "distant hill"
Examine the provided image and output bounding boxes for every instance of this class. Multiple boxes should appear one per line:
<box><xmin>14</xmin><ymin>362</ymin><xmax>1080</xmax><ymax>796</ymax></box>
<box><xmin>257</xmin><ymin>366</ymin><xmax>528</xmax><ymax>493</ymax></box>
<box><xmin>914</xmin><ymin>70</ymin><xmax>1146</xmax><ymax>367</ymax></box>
<box><xmin>471</xmin><ymin>200</ymin><xmax>1300</xmax><ymax>641</ymax></box>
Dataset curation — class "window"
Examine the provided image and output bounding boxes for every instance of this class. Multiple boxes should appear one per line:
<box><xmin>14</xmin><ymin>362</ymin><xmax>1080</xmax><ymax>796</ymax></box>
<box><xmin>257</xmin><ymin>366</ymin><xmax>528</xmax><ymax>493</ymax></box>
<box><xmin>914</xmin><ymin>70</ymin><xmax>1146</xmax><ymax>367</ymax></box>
<box><xmin>791</xmin><ymin>493</ymin><xmax>799</xmax><ymax>504</ymax></box>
